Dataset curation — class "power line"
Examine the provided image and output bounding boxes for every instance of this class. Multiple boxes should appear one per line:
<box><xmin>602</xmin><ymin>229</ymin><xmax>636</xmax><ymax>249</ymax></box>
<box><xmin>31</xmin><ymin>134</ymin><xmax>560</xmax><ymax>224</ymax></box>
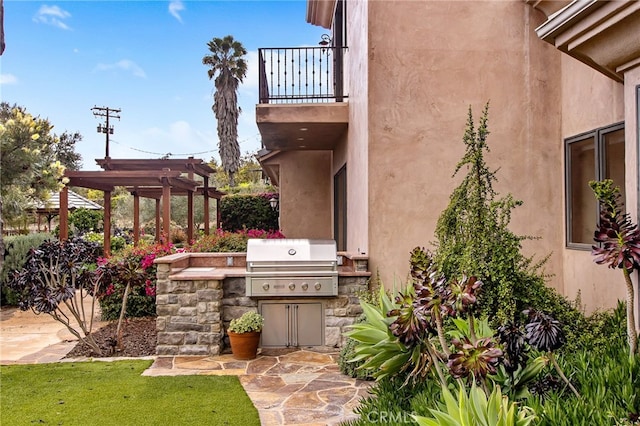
<box><xmin>108</xmin><ymin>133</ymin><xmax>262</xmax><ymax>158</ymax></box>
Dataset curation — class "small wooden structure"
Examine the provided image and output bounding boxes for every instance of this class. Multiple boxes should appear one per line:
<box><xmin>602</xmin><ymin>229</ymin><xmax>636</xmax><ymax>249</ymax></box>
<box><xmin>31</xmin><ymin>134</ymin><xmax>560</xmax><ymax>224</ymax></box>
<box><xmin>35</xmin><ymin>190</ymin><xmax>103</xmax><ymax>232</ymax></box>
<box><xmin>59</xmin><ymin>157</ymin><xmax>224</xmax><ymax>255</ymax></box>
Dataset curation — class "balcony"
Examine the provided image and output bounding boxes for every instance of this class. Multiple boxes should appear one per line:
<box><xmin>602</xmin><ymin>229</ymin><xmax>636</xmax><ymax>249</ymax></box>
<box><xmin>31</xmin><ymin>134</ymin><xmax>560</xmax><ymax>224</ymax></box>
<box><xmin>256</xmin><ymin>46</ymin><xmax>349</xmax><ymax>151</ymax></box>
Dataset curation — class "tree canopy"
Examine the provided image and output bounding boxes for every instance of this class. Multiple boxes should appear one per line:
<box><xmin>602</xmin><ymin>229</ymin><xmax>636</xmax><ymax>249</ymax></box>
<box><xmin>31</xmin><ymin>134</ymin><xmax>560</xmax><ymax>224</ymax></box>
<box><xmin>0</xmin><ymin>103</ymin><xmax>68</xmax><ymax>220</ymax></box>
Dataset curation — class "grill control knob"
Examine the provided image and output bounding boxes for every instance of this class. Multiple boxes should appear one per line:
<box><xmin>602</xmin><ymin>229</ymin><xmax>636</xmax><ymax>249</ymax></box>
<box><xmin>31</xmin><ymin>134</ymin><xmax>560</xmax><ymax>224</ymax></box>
<box><xmin>314</xmin><ymin>282</ymin><xmax>322</xmax><ymax>291</ymax></box>
<box><xmin>301</xmin><ymin>282</ymin><xmax>309</xmax><ymax>291</ymax></box>
<box><xmin>289</xmin><ymin>282</ymin><xmax>296</xmax><ymax>291</ymax></box>
<box><xmin>262</xmin><ymin>283</ymin><xmax>270</xmax><ymax>291</ymax></box>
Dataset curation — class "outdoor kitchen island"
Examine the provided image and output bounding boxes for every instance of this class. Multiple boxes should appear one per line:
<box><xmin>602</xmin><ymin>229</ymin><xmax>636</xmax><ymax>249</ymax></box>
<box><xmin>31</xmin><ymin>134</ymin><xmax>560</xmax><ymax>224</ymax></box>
<box><xmin>153</xmin><ymin>242</ymin><xmax>370</xmax><ymax>356</ymax></box>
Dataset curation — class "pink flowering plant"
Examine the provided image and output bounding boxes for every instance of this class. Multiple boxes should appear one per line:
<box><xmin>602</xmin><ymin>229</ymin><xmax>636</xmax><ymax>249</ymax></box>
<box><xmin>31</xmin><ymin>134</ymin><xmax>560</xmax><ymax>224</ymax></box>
<box><xmin>96</xmin><ymin>240</ymin><xmax>178</xmax><ymax>321</ymax></box>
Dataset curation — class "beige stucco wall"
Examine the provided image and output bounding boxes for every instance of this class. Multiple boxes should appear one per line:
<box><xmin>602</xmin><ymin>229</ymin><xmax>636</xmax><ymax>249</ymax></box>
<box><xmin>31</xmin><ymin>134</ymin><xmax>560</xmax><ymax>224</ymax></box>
<box><xmin>363</xmin><ymin>1</ymin><xmax>566</xmax><ymax>288</ymax></box>
<box><xmin>266</xmin><ymin>151</ymin><xmax>332</xmax><ymax>239</ymax></box>
<box><xmin>624</xmin><ymin>66</ymin><xmax>640</xmax><ymax>327</ymax></box>
<box><xmin>560</xmin><ymin>56</ymin><xmax>626</xmax><ymax>312</ymax></box>
<box><xmin>343</xmin><ymin>0</ymin><xmax>369</xmax><ymax>257</ymax></box>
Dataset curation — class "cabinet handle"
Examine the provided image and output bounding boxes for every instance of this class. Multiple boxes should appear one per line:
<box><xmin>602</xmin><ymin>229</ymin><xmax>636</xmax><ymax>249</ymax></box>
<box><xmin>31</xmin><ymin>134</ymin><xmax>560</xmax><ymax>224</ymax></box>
<box><xmin>286</xmin><ymin>304</ymin><xmax>291</xmax><ymax>347</ymax></box>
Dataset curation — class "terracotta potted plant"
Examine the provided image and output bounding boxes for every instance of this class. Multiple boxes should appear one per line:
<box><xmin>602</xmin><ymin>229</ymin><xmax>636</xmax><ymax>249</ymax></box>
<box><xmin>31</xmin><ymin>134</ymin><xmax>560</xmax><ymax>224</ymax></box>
<box><xmin>227</xmin><ymin>311</ymin><xmax>264</xmax><ymax>360</ymax></box>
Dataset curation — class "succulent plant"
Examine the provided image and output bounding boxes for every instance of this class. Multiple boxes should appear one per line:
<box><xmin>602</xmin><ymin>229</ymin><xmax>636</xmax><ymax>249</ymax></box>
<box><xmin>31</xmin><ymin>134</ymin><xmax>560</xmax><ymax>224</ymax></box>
<box><xmin>524</xmin><ymin>309</ymin><xmax>565</xmax><ymax>353</ymax></box>
<box><xmin>228</xmin><ymin>310</ymin><xmax>264</xmax><ymax>333</ymax></box>
<box><xmin>447</xmin><ymin>336</ymin><xmax>503</xmax><ymax>381</ymax></box>
<box><xmin>590</xmin><ymin>179</ymin><xmax>640</xmax><ymax>356</ymax></box>
<box><xmin>389</xmin><ymin>287</ymin><xmax>433</xmax><ymax>346</ymax></box>
<box><xmin>496</xmin><ymin>321</ymin><xmax>528</xmax><ymax>373</ymax></box>
<box><xmin>523</xmin><ymin>309</ymin><xmax>580</xmax><ymax>398</ymax></box>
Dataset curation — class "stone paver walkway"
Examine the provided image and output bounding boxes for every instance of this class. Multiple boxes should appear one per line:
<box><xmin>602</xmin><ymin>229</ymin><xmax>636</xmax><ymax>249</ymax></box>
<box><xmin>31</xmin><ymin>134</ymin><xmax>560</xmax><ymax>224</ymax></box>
<box><xmin>144</xmin><ymin>349</ymin><xmax>372</xmax><ymax>425</ymax></box>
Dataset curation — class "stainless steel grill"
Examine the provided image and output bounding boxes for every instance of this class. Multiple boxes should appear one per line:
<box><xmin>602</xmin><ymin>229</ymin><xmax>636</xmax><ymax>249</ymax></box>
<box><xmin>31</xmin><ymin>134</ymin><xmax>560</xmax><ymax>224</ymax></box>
<box><xmin>245</xmin><ymin>239</ymin><xmax>338</xmax><ymax>297</ymax></box>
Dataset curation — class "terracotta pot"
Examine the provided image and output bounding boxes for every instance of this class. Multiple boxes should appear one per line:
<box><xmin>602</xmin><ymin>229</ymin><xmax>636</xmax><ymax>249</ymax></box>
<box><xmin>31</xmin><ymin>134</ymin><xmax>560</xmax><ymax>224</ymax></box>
<box><xmin>228</xmin><ymin>331</ymin><xmax>261</xmax><ymax>360</ymax></box>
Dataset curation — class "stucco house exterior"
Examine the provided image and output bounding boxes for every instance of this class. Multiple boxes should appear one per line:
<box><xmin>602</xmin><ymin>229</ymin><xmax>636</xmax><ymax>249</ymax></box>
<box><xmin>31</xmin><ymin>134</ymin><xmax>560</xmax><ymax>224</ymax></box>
<box><xmin>255</xmin><ymin>0</ymin><xmax>640</xmax><ymax>321</ymax></box>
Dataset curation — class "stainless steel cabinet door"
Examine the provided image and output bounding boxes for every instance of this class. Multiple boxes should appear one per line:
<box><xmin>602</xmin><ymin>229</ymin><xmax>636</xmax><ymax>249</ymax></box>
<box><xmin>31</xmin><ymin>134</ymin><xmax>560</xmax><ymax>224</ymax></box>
<box><xmin>259</xmin><ymin>301</ymin><xmax>323</xmax><ymax>347</ymax></box>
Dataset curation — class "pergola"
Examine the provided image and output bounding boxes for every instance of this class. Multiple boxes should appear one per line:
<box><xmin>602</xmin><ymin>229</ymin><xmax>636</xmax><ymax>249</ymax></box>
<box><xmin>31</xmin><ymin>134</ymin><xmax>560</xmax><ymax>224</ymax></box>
<box><xmin>60</xmin><ymin>157</ymin><xmax>224</xmax><ymax>255</ymax></box>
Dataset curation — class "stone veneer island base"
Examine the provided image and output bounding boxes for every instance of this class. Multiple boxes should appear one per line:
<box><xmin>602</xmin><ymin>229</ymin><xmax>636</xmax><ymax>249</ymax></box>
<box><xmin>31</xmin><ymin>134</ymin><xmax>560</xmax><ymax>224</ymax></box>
<box><xmin>154</xmin><ymin>252</ymin><xmax>370</xmax><ymax>356</ymax></box>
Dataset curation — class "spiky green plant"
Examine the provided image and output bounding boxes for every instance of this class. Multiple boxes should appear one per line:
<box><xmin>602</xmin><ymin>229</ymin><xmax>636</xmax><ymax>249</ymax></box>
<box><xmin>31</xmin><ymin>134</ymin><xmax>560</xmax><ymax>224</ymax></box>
<box><xmin>590</xmin><ymin>179</ymin><xmax>640</xmax><ymax>356</ymax></box>
<box><xmin>413</xmin><ymin>380</ymin><xmax>536</xmax><ymax>426</ymax></box>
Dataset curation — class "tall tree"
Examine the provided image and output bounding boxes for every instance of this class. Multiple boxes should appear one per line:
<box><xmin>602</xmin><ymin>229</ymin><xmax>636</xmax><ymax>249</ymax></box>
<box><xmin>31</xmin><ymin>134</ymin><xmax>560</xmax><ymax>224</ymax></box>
<box><xmin>53</xmin><ymin>131</ymin><xmax>83</xmax><ymax>171</ymax></box>
<box><xmin>202</xmin><ymin>35</ymin><xmax>247</xmax><ymax>187</ymax></box>
<box><xmin>0</xmin><ymin>103</ymin><xmax>67</xmax><ymax>272</ymax></box>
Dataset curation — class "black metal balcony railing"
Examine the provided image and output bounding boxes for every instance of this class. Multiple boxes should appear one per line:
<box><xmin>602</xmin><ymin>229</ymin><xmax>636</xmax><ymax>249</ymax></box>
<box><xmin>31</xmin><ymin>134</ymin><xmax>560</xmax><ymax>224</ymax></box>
<box><xmin>258</xmin><ymin>47</ymin><xmax>347</xmax><ymax>104</ymax></box>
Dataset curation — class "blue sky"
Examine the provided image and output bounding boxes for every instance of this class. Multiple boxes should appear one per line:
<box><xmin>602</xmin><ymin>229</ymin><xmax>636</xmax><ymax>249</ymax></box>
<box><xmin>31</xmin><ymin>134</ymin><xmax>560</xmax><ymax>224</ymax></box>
<box><xmin>1</xmin><ymin>0</ymin><xmax>326</xmax><ymax>170</ymax></box>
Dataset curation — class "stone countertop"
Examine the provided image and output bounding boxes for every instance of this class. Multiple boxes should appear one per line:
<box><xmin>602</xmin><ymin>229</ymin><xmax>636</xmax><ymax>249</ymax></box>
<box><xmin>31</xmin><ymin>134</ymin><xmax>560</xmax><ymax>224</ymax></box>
<box><xmin>168</xmin><ymin>266</ymin><xmax>370</xmax><ymax>281</ymax></box>
<box><xmin>168</xmin><ymin>266</ymin><xmax>246</xmax><ymax>281</ymax></box>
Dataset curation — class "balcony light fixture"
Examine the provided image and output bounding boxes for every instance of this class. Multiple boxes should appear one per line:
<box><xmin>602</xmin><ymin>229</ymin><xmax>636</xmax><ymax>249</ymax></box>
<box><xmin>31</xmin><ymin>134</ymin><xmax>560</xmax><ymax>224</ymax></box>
<box><xmin>318</xmin><ymin>34</ymin><xmax>332</xmax><ymax>46</ymax></box>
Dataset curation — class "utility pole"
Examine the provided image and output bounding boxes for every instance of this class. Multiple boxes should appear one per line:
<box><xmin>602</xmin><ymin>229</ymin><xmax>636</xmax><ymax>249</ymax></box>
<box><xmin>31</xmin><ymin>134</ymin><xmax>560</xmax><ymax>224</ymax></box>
<box><xmin>91</xmin><ymin>106</ymin><xmax>121</xmax><ymax>158</ymax></box>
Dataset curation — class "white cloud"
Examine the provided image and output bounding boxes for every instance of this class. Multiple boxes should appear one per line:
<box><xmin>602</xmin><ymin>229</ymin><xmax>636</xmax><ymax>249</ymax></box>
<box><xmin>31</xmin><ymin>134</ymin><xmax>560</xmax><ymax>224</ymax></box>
<box><xmin>168</xmin><ymin>0</ymin><xmax>185</xmax><ymax>23</ymax></box>
<box><xmin>33</xmin><ymin>5</ymin><xmax>72</xmax><ymax>30</ymax></box>
<box><xmin>240</xmin><ymin>50</ymin><xmax>259</xmax><ymax>91</ymax></box>
<box><xmin>0</xmin><ymin>74</ymin><xmax>18</xmax><ymax>85</ymax></box>
<box><xmin>94</xmin><ymin>60</ymin><xmax>147</xmax><ymax>78</ymax></box>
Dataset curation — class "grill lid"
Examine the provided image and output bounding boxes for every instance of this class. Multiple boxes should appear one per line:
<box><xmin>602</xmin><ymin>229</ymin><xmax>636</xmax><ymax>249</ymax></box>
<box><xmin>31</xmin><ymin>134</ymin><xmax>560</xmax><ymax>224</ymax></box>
<box><xmin>246</xmin><ymin>239</ymin><xmax>337</xmax><ymax>264</ymax></box>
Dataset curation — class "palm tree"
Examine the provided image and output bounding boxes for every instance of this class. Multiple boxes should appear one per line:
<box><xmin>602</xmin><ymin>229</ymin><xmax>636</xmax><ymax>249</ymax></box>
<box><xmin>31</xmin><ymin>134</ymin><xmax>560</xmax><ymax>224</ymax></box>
<box><xmin>202</xmin><ymin>35</ymin><xmax>247</xmax><ymax>187</ymax></box>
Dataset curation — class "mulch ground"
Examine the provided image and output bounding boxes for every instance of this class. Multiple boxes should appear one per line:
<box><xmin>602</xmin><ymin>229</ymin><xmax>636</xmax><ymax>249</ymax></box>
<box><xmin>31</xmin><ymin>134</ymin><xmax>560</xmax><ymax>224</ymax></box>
<box><xmin>64</xmin><ymin>317</ymin><xmax>157</xmax><ymax>358</ymax></box>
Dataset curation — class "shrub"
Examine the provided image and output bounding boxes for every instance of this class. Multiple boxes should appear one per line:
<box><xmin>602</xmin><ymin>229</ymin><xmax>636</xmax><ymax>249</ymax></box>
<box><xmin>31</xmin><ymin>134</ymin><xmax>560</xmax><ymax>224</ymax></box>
<box><xmin>69</xmin><ymin>208</ymin><xmax>103</xmax><ymax>234</ymax></box>
<box><xmin>432</xmin><ymin>104</ymin><xmax>584</xmax><ymax>334</ymax></box>
<box><xmin>6</xmin><ymin>238</ymin><xmax>103</xmax><ymax>354</ymax></box>
<box><xmin>96</xmin><ymin>241</ymin><xmax>177</xmax><ymax>321</ymax></box>
<box><xmin>1</xmin><ymin>233</ymin><xmax>54</xmax><ymax>306</ymax></box>
<box><xmin>82</xmin><ymin>232</ymin><xmax>127</xmax><ymax>255</ymax></box>
<box><xmin>189</xmin><ymin>229</ymin><xmax>285</xmax><ymax>253</ymax></box>
<box><xmin>220</xmin><ymin>193</ymin><xmax>279</xmax><ymax>232</ymax></box>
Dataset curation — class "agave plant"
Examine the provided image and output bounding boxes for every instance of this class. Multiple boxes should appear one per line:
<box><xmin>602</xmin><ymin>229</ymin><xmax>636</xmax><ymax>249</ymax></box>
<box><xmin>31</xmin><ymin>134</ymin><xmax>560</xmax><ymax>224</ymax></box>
<box><xmin>346</xmin><ymin>286</ymin><xmax>447</xmax><ymax>385</ymax></box>
<box><xmin>413</xmin><ymin>380</ymin><xmax>537</xmax><ymax>426</ymax></box>
<box><xmin>590</xmin><ymin>179</ymin><xmax>640</xmax><ymax>356</ymax></box>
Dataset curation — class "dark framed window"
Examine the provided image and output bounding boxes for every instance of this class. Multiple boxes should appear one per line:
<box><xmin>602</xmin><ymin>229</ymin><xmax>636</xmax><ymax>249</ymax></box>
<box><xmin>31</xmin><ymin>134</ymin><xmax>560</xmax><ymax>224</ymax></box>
<box><xmin>565</xmin><ymin>122</ymin><xmax>625</xmax><ymax>248</ymax></box>
<box><xmin>334</xmin><ymin>165</ymin><xmax>347</xmax><ymax>251</ymax></box>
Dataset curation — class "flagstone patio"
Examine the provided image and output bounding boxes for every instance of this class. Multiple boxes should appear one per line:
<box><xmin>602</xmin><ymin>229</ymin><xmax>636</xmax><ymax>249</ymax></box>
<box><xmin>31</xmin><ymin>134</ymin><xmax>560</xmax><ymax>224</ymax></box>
<box><xmin>144</xmin><ymin>348</ymin><xmax>372</xmax><ymax>425</ymax></box>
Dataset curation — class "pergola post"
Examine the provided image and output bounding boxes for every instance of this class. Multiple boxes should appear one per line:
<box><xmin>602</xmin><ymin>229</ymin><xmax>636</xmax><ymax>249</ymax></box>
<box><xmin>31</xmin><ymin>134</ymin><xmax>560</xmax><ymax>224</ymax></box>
<box><xmin>216</xmin><ymin>197</ymin><xmax>221</xmax><ymax>230</ymax></box>
<box><xmin>162</xmin><ymin>179</ymin><xmax>171</xmax><ymax>242</ymax></box>
<box><xmin>203</xmin><ymin>176</ymin><xmax>210</xmax><ymax>235</ymax></box>
<box><xmin>133</xmin><ymin>192</ymin><xmax>140</xmax><ymax>246</ymax></box>
<box><xmin>155</xmin><ymin>199</ymin><xmax>161</xmax><ymax>243</ymax></box>
<box><xmin>103</xmin><ymin>190</ymin><xmax>111</xmax><ymax>256</ymax></box>
<box><xmin>59</xmin><ymin>186</ymin><xmax>69</xmax><ymax>240</ymax></box>
<box><xmin>187</xmin><ymin>190</ymin><xmax>194</xmax><ymax>243</ymax></box>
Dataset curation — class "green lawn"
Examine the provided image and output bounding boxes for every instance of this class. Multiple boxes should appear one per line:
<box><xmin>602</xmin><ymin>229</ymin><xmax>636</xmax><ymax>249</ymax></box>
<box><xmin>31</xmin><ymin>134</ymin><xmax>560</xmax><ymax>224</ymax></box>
<box><xmin>0</xmin><ymin>360</ymin><xmax>260</xmax><ymax>426</ymax></box>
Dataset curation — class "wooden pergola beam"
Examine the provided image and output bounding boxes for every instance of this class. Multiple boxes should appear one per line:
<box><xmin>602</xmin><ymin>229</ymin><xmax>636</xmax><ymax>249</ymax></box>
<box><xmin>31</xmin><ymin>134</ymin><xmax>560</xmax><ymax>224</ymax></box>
<box><xmin>59</xmin><ymin>158</ymin><xmax>224</xmax><ymax>250</ymax></box>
